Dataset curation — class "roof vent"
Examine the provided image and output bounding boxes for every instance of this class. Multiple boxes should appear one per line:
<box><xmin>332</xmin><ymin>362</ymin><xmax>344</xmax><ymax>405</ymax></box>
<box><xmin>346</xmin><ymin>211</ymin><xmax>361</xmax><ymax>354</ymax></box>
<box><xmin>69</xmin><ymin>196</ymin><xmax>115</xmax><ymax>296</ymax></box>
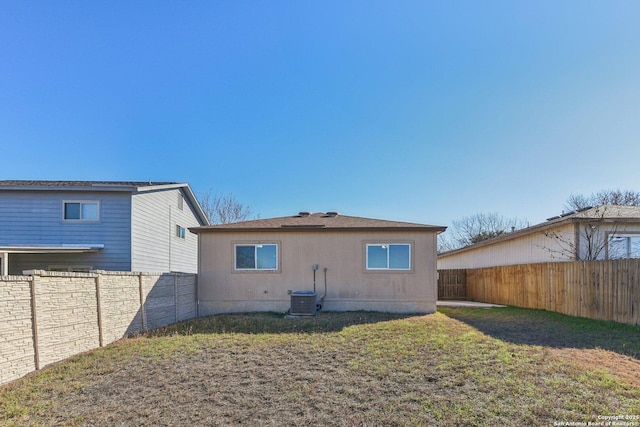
<box><xmin>298</xmin><ymin>211</ymin><xmax>311</xmax><ymax>217</ymax></box>
<box><xmin>325</xmin><ymin>211</ymin><xmax>339</xmax><ymax>217</ymax></box>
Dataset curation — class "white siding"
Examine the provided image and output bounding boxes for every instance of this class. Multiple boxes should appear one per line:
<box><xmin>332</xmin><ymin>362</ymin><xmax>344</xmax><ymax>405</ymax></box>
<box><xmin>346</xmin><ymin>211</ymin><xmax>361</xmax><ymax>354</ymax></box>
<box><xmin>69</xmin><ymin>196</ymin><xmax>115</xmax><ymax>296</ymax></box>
<box><xmin>438</xmin><ymin>221</ymin><xmax>640</xmax><ymax>269</ymax></box>
<box><xmin>131</xmin><ymin>188</ymin><xmax>201</xmax><ymax>273</ymax></box>
<box><xmin>577</xmin><ymin>223</ymin><xmax>640</xmax><ymax>260</ymax></box>
<box><xmin>438</xmin><ymin>224</ymin><xmax>576</xmax><ymax>269</ymax></box>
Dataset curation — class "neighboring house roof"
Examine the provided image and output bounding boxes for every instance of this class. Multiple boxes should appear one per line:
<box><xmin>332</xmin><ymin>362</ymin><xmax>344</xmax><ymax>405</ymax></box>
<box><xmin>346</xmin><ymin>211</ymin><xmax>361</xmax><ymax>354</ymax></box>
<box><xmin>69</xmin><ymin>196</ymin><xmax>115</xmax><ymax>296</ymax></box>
<box><xmin>439</xmin><ymin>205</ymin><xmax>640</xmax><ymax>258</ymax></box>
<box><xmin>0</xmin><ymin>180</ymin><xmax>209</xmax><ymax>225</ymax></box>
<box><xmin>0</xmin><ymin>180</ymin><xmax>175</xmax><ymax>188</ymax></box>
<box><xmin>191</xmin><ymin>211</ymin><xmax>446</xmax><ymax>233</ymax></box>
<box><xmin>549</xmin><ymin>205</ymin><xmax>640</xmax><ymax>221</ymax></box>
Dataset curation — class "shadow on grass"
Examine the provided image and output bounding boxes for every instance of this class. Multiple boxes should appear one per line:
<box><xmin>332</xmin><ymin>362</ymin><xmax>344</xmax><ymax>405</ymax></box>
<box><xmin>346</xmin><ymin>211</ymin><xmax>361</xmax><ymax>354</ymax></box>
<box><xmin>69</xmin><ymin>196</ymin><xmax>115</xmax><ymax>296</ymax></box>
<box><xmin>146</xmin><ymin>311</ymin><xmax>415</xmax><ymax>337</ymax></box>
<box><xmin>439</xmin><ymin>306</ymin><xmax>640</xmax><ymax>360</ymax></box>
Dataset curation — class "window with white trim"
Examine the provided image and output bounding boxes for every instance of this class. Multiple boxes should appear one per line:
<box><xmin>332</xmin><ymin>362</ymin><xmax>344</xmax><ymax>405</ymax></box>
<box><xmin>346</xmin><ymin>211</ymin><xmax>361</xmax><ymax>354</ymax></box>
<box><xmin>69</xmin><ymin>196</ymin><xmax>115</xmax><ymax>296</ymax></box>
<box><xmin>235</xmin><ymin>244</ymin><xmax>278</xmax><ymax>270</ymax></box>
<box><xmin>63</xmin><ymin>201</ymin><xmax>99</xmax><ymax>221</ymax></box>
<box><xmin>176</xmin><ymin>225</ymin><xmax>186</xmax><ymax>239</ymax></box>
<box><xmin>608</xmin><ymin>234</ymin><xmax>640</xmax><ymax>259</ymax></box>
<box><xmin>366</xmin><ymin>243</ymin><xmax>411</xmax><ymax>270</ymax></box>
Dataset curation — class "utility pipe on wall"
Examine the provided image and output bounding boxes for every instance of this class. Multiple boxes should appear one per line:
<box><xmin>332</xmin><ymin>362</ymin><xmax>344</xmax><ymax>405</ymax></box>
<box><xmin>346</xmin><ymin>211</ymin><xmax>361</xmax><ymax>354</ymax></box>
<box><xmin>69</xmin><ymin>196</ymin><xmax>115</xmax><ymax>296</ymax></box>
<box><xmin>312</xmin><ymin>264</ymin><xmax>318</xmax><ymax>293</ymax></box>
<box><xmin>317</xmin><ymin>267</ymin><xmax>328</xmax><ymax>311</ymax></box>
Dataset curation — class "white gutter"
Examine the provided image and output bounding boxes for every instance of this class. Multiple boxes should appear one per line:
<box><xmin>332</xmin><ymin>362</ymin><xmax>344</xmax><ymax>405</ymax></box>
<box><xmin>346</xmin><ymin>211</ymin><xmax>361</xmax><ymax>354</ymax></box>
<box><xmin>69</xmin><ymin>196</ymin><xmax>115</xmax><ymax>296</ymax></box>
<box><xmin>0</xmin><ymin>244</ymin><xmax>104</xmax><ymax>254</ymax></box>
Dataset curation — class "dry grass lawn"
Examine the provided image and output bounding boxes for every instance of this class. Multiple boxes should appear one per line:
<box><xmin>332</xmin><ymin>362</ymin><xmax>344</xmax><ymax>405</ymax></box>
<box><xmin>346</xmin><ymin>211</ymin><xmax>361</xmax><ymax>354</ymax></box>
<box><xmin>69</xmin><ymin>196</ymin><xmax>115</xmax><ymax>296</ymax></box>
<box><xmin>1</xmin><ymin>307</ymin><xmax>639</xmax><ymax>426</ymax></box>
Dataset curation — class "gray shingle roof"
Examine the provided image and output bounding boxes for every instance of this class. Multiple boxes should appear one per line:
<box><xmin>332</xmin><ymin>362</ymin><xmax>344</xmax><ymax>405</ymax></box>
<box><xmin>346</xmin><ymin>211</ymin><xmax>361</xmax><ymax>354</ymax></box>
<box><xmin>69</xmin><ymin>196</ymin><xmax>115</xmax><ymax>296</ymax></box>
<box><xmin>0</xmin><ymin>180</ymin><xmax>176</xmax><ymax>188</ymax></box>
<box><xmin>569</xmin><ymin>205</ymin><xmax>640</xmax><ymax>220</ymax></box>
<box><xmin>191</xmin><ymin>212</ymin><xmax>446</xmax><ymax>233</ymax></box>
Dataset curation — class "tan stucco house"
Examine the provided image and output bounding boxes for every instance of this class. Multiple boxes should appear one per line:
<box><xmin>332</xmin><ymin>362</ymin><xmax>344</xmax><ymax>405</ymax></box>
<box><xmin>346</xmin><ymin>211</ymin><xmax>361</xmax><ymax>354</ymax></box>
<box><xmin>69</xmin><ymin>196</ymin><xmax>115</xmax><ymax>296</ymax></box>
<box><xmin>438</xmin><ymin>205</ymin><xmax>640</xmax><ymax>269</ymax></box>
<box><xmin>191</xmin><ymin>212</ymin><xmax>446</xmax><ymax>315</ymax></box>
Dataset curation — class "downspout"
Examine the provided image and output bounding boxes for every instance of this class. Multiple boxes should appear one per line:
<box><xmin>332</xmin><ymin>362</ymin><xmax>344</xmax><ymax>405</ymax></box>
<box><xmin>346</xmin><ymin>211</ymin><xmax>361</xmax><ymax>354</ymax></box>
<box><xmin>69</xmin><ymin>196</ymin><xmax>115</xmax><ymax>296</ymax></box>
<box><xmin>196</xmin><ymin>233</ymin><xmax>201</xmax><ymax>318</ymax></box>
<box><xmin>168</xmin><ymin>205</ymin><xmax>172</xmax><ymax>271</ymax></box>
<box><xmin>574</xmin><ymin>222</ymin><xmax>580</xmax><ymax>260</ymax></box>
<box><xmin>1</xmin><ymin>252</ymin><xmax>8</xmax><ymax>276</ymax></box>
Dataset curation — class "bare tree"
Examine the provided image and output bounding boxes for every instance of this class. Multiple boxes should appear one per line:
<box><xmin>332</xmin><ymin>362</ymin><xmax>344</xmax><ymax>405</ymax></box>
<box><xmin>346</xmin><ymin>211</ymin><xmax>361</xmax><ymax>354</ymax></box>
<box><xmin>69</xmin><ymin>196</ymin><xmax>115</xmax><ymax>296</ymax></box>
<box><xmin>437</xmin><ymin>234</ymin><xmax>456</xmax><ymax>254</ymax></box>
<box><xmin>542</xmin><ymin>205</ymin><xmax>624</xmax><ymax>261</ymax></box>
<box><xmin>438</xmin><ymin>212</ymin><xmax>528</xmax><ymax>252</ymax></box>
<box><xmin>565</xmin><ymin>189</ymin><xmax>640</xmax><ymax>211</ymax></box>
<box><xmin>198</xmin><ymin>190</ymin><xmax>253</xmax><ymax>224</ymax></box>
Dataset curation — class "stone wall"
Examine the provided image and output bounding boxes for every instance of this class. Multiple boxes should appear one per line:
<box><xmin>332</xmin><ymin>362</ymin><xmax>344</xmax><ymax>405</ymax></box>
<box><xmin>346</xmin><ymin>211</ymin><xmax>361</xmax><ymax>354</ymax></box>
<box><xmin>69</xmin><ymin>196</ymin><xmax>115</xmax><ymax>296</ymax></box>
<box><xmin>0</xmin><ymin>270</ymin><xmax>198</xmax><ymax>386</ymax></box>
<box><xmin>0</xmin><ymin>276</ymin><xmax>35</xmax><ymax>385</ymax></box>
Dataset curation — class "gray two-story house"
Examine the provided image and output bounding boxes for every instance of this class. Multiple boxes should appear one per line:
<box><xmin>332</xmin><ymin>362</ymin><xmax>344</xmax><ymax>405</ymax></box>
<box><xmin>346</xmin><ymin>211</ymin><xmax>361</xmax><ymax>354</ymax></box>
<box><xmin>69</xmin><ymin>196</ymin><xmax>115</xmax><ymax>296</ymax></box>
<box><xmin>0</xmin><ymin>181</ymin><xmax>209</xmax><ymax>275</ymax></box>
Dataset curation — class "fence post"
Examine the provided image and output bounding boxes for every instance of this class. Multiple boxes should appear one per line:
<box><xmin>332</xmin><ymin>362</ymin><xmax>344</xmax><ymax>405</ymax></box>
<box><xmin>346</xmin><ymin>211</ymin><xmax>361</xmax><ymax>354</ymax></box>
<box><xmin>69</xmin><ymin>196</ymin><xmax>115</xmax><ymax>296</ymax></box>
<box><xmin>29</xmin><ymin>274</ymin><xmax>40</xmax><ymax>371</ymax></box>
<box><xmin>138</xmin><ymin>273</ymin><xmax>146</xmax><ymax>330</ymax></box>
<box><xmin>174</xmin><ymin>273</ymin><xmax>178</xmax><ymax>323</ymax></box>
<box><xmin>95</xmin><ymin>273</ymin><xmax>104</xmax><ymax>347</ymax></box>
<box><xmin>195</xmin><ymin>274</ymin><xmax>199</xmax><ymax>318</ymax></box>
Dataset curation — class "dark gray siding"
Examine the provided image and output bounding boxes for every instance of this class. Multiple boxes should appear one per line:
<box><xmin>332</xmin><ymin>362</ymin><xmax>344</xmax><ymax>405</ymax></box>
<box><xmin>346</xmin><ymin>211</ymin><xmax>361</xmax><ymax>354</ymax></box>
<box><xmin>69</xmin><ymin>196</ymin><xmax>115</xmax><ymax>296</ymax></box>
<box><xmin>0</xmin><ymin>190</ymin><xmax>132</xmax><ymax>273</ymax></box>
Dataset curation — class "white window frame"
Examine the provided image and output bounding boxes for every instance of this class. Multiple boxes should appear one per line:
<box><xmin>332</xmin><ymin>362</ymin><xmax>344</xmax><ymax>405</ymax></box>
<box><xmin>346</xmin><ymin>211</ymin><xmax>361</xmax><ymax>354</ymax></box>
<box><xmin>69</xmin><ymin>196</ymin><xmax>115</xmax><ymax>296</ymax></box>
<box><xmin>365</xmin><ymin>243</ymin><xmax>412</xmax><ymax>271</ymax></box>
<box><xmin>176</xmin><ymin>225</ymin><xmax>186</xmax><ymax>239</ymax></box>
<box><xmin>607</xmin><ymin>233</ymin><xmax>640</xmax><ymax>259</ymax></box>
<box><xmin>63</xmin><ymin>200</ymin><xmax>100</xmax><ymax>222</ymax></box>
<box><xmin>234</xmin><ymin>243</ymin><xmax>279</xmax><ymax>271</ymax></box>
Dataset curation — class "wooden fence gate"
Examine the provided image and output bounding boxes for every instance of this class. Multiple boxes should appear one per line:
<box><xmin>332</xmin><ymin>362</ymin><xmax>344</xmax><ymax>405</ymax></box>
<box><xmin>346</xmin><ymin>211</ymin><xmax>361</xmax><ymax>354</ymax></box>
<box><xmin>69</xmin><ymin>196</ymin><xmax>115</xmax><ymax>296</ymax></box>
<box><xmin>437</xmin><ymin>269</ymin><xmax>467</xmax><ymax>300</ymax></box>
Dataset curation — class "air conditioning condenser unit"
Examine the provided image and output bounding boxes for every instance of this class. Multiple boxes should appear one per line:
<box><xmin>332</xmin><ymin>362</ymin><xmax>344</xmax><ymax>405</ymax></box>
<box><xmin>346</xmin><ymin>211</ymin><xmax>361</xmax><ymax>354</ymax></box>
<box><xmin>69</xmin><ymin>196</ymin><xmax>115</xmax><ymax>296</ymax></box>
<box><xmin>290</xmin><ymin>290</ymin><xmax>317</xmax><ymax>316</ymax></box>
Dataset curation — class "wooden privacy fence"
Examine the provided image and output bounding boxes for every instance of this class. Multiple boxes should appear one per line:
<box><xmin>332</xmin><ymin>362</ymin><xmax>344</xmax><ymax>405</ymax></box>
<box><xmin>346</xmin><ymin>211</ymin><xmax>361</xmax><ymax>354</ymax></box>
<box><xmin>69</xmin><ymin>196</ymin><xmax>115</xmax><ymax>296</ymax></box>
<box><xmin>438</xmin><ymin>269</ymin><xmax>467</xmax><ymax>300</ymax></box>
<box><xmin>446</xmin><ymin>259</ymin><xmax>640</xmax><ymax>325</ymax></box>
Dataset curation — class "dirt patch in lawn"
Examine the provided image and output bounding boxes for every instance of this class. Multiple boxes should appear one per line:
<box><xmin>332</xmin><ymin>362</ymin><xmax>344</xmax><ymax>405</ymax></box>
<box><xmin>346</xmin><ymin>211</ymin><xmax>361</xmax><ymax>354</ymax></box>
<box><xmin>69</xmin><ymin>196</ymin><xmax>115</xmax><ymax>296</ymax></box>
<box><xmin>2</xmin><ymin>310</ymin><xmax>640</xmax><ymax>426</ymax></box>
<box><xmin>548</xmin><ymin>348</ymin><xmax>640</xmax><ymax>387</ymax></box>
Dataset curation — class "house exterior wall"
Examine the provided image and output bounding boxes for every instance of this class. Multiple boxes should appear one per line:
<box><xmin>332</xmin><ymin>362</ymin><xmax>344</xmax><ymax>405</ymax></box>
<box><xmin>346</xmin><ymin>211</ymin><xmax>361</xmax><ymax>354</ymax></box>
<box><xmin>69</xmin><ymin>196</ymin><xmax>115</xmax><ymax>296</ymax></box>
<box><xmin>438</xmin><ymin>224</ymin><xmax>576</xmax><ymax>269</ymax></box>
<box><xmin>198</xmin><ymin>230</ymin><xmax>439</xmax><ymax>314</ymax></box>
<box><xmin>438</xmin><ymin>222</ymin><xmax>640</xmax><ymax>269</ymax></box>
<box><xmin>131</xmin><ymin>188</ymin><xmax>201</xmax><ymax>273</ymax></box>
<box><xmin>0</xmin><ymin>190</ymin><xmax>132</xmax><ymax>274</ymax></box>
<box><xmin>577</xmin><ymin>222</ymin><xmax>640</xmax><ymax>260</ymax></box>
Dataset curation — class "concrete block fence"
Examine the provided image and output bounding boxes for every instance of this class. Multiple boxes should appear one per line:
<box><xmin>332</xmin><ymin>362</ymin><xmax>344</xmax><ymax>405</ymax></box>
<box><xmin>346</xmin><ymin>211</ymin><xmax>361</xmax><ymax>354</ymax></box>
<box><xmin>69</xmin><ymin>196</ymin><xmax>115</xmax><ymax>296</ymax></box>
<box><xmin>0</xmin><ymin>270</ymin><xmax>197</xmax><ymax>386</ymax></box>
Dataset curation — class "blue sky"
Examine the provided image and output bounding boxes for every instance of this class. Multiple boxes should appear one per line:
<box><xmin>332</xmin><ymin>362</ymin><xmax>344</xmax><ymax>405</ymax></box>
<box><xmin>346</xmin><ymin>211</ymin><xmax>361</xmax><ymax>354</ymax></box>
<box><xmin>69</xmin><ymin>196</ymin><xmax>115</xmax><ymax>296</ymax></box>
<box><xmin>2</xmin><ymin>1</ymin><xmax>640</xmax><ymax>230</ymax></box>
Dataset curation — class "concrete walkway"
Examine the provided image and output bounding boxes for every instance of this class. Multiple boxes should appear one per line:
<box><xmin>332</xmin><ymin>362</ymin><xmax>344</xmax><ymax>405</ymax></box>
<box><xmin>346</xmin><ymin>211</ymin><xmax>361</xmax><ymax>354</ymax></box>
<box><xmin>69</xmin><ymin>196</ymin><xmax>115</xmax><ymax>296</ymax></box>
<box><xmin>437</xmin><ymin>300</ymin><xmax>506</xmax><ymax>308</ymax></box>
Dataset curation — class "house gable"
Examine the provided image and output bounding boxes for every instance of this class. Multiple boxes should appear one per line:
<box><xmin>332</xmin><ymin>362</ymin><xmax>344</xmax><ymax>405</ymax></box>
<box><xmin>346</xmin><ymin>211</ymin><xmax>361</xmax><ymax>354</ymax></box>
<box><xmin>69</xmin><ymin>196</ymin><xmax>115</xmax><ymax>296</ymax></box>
<box><xmin>131</xmin><ymin>186</ymin><xmax>205</xmax><ymax>273</ymax></box>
